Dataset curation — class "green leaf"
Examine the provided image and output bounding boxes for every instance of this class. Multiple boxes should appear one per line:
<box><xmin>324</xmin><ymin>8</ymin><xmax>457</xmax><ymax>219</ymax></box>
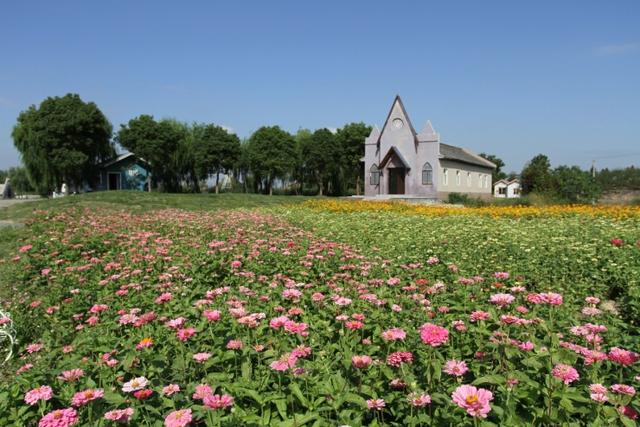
<box><xmin>473</xmin><ymin>375</ymin><xmax>504</xmax><ymax>386</ymax></box>
<box><xmin>289</xmin><ymin>383</ymin><xmax>309</xmax><ymax>408</ymax></box>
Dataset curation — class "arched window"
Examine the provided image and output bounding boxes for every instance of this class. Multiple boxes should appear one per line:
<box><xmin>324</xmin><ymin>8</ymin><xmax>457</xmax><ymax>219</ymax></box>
<box><xmin>370</xmin><ymin>164</ymin><xmax>380</xmax><ymax>186</ymax></box>
<box><xmin>421</xmin><ymin>162</ymin><xmax>433</xmax><ymax>185</ymax></box>
<box><xmin>467</xmin><ymin>172</ymin><xmax>471</xmax><ymax>187</ymax></box>
<box><xmin>456</xmin><ymin>170</ymin><xmax>461</xmax><ymax>186</ymax></box>
<box><xmin>443</xmin><ymin>168</ymin><xmax>448</xmax><ymax>185</ymax></box>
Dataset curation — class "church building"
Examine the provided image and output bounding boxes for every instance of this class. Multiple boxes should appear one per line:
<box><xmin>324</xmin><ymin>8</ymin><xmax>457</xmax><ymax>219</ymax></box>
<box><xmin>364</xmin><ymin>96</ymin><xmax>495</xmax><ymax>200</ymax></box>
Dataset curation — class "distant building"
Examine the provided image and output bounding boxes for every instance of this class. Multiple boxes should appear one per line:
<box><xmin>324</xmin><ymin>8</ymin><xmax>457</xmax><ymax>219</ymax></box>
<box><xmin>364</xmin><ymin>96</ymin><xmax>495</xmax><ymax>200</ymax></box>
<box><xmin>493</xmin><ymin>178</ymin><xmax>521</xmax><ymax>198</ymax></box>
<box><xmin>96</xmin><ymin>153</ymin><xmax>150</xmax><ymax>191</ymax></box>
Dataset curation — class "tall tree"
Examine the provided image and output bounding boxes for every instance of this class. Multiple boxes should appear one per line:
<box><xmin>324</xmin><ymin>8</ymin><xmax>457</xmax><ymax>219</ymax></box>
<box><xmin>292</xmin><ymin>129</ymin><xmax>312</xmax><ymax>195</ymax></box>
<box><xmin>301</xmin><ymin>128</ymin><xmax>340</xmax><ymax>196</ymax></box>
<box><xmin>553</xmin><ymin>165</ymin><xmax>600</xmax><ymax>202</ymax></box>
<box><xmin>116</xmin><ymin>115</ymin><xmax>186</xmax><ymax>192</ymax></box>
<box><xmin>12</xmin><ymin>93</ymin><xmax>114</xmax><ymax>195</ymax></box>
<box><xmin>520</xmin><ymin>154</ymin><xmax>555</xmax><ymax>194</ymax></box>
<box><xmin>246</xmin><ymin>126</ymin><xmax>296</xmax><ymax>195</ymax></box>
<box><xmin>336</xmin><ymin>122</ymin><xmax>372</xmax><ymax>195</ymax></box>
<box><xmin>479</xmin><ymin>153</ymin><xmax>507</xmax><ymax>183</ymax></box>
<box><xmin>193</xmin><ymin>124</ymin><xmax>241</xmax><ymax>193</ymax></box>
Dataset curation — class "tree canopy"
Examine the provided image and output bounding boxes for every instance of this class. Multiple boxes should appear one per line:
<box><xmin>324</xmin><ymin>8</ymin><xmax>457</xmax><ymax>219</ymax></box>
<box><xmin>116</xmin><ymin>115</ymin><xmax>187</xmax><ymax>192</ymax></box>
<box><xmin>521</xmin><ymin>154</ymin><xmax>555</xmax><ymax>194</ymax></box>
<box><xmin>193</xmin><ymin>124</ymin><xmax>241</xmax><ymax>193</ymax></box>
<box><xmin>479</xmin><ymin>153</ymin><xmax>507</xmax><ymax>183</ymax></box>
<box><xmin>12</xmin><ymin>93</ymin><xmax>114</xmax><ymax>194</ymax></box>
<box><xmin>246</xmin><ymin>126</ymin><xmax>296</xmax><ymax>195</ymax></box>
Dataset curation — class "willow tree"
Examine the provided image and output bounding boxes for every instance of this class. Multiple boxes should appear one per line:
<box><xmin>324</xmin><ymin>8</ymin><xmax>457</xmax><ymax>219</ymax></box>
<box><xmin>12</xmin><ymin>94</ymin><xmax>114</xmax><ymax>195</ymax></box>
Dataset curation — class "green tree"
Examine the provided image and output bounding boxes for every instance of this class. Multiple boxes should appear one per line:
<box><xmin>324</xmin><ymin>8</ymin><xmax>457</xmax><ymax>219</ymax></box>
<box><xmin>292</xmin><ymin>129</ymin><xmax>312</xmax><ymax>195</ymax></box>
<box><xmin>12</xmin><ymin>93</ymin><xmax>114</xmax><ymax>195</ymax></box>
<box><xmin>521</xmin><ymin>154</ymin><xmax>555</xmax><ymax>194</ymax></box>
<box><xmin>336</xmin><ymin>122</ymin><xmax>372</xmax><ymax>195</ymax></box>
<box><xmin>479</xmin><ymin>153</ymin><xmax>507</xmax><ymax>183</ymax></box>
<box><xmin>246</xmin><ymin>126</ymin><xmax>296</xmax><ymax>195</ymax></box>
<box><xmin>553</xmin><ymin>165</ymin><xmax>600</xmax><ymax>202</ymax></box>
<box><xmin>193</xmin><ymin>124</ymin><xmax>241</xmax><ymax>193</ymax></box>
<box><xmin>301</xmin><ymin>128</ymin><xmax>341</xmax><ymax>196</ymax></box>
<box><xmin>116</xmin><ymin>115</ymin><xmax>186</xmax><ymax>192</ymax></box>
<box><xmin>8</xmin><ymin>167</ymin><xmax>35</xmax><ymax>194</ymax></box>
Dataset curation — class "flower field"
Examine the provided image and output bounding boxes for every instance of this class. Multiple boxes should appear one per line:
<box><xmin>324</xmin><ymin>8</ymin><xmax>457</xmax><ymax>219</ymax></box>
<box><xmin>1</xmin><ymin>198</ymin><xmax>639</xmax><ymax>426</ymax></box>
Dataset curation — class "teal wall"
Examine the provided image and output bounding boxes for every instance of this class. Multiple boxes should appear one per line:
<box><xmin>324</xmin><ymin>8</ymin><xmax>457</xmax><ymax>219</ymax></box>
<box><xmin>98</xmin><ymin>157</ymin><xmax>149</xmax><ymax>191</ymax></box>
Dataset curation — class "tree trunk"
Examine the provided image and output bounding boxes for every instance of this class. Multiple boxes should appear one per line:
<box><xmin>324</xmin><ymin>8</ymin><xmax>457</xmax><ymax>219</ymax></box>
<box><xmin>215</xmin><ymin>172</ymin><xmax>220</xmax><ymax>194</ymax></box>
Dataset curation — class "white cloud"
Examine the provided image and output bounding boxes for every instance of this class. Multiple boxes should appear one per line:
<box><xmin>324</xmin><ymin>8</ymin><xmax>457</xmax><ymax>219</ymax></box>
<box><xmin>594</xmin><ymin>42</ymin><xmax>640</xmax><ymax>56</ymax></box>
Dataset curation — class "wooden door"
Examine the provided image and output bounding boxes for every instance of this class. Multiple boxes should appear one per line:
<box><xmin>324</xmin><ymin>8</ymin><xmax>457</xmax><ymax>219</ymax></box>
<box><xmin>388</xmin><ymin>169</ymin><xmax>405</xmax><ymax>194</ymax></box>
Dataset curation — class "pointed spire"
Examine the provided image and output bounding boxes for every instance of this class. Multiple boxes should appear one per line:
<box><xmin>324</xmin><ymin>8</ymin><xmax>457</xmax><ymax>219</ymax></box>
<box><xmin>422</xmin><ymin>120</ymin><xmax>436</xmax><ymax>135</ymax></box>
<box><xmin>368</xmin><ymin>125</ymin><xmax>380</xmax><ymax>140</ymax></box>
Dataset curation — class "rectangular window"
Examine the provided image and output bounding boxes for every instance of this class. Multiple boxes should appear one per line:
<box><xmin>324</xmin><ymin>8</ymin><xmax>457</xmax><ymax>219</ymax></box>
<box><xmin>456</xmin><ymin>171</ymin><xmax>461</xmax><ymax>186</ymax></box>
<box><xmin>498</xmin><ymin>187</ymin><xmax>506</xmax><ymax>195</ymax></box>
<box><xmin>467</xmin><ymin>172</ymin><xmax>471</xmax><ymax>187</ymax></box>
<box><xmin>443</xmin><ymin>169</ymin><xmax>448</xmax><ymax>185</ymax></box>
<box><xmin>422</xmin><ymin>169</ymin><xmax>433</xmax><ymax>185</ymax></box>
<box><xmin>370</xmin><ymin>171</ymin><xmax>380</xmax><ymax>186</ymax></box>
<box><xmin>478</xmin><ymin>174</ymin><xmax>482</xmax><ymax>188</ymax></box>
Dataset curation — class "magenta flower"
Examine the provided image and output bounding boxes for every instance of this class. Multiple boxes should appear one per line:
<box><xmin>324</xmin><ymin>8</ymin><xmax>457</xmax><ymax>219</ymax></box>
<box><xmin>352</xmin><ymin>355</ymin><xmax>373</xmax><ymax>369</ymax></box>
<box><xmin>25</xmin><ymin>385</ymin><xmax>53</xmax><ymax>406</ymax></box>
<box><xmin>38</xmin><ymin>408</ymin><xmax>77</xmax><ymax>427</ymax></box>
<box><xmin>104</xmin><ymin>407</ymin><xmax>134</xmax><ymax>422</ymax></box>
<box><xmin>367</xmin><ymin>398</ymin><xmax>386</xmax><ymax>410</ymax></box>
<box><xmin>451</xmin><ymin>385</ymin><xmax>493</xmax><ymax>418</ymax></box>
<box><xmin>443</xmin><ymin>359</ymin><xmax>469</xmax><ymax>376</ymax></box>
<box><xmin>71</xmin><ymin>389</ymin><xmax>104</xmax><ymax>407</ymax></box>
<box><xmin>203</xmin><ymin>393</ymin><xmax>234</xmax><ymax>410</ymax></box>
<box><xmin>419</xmin><ymin>323</ymin><xmax>449</xmax><ymax>347</ymax></box>
<box><xmin>551</xmin><ymin>363</ymin><xmax>580</xmax><ymax>385</ymax></box>
<box><xmin>164</xmin><ymin>409</ymin><xmax>192</xmax><ymax>427</ymax></box>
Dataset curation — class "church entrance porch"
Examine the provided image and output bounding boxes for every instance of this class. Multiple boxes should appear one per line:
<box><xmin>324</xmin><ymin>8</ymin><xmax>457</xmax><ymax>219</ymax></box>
<box><xmin>388</xmin><ymin>168</ymin><xmax>405</xmax><ymax>195</ymax></box>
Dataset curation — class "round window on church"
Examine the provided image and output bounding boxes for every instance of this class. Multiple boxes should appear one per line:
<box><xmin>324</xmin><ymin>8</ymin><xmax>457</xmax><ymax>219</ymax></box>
<box><xmin>392</xmin><ymin>118</ymin><xmax>404</xmax><ymax>129</ymax></box>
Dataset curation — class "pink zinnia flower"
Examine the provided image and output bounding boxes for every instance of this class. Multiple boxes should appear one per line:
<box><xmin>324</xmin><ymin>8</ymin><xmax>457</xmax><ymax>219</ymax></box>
<box><xmin>192</xmin><ymin>384</ymin><xmax>213</xmax><ymax>400</ymax></box>
<box><xmin>25</xmin><ymin>385</ymin><xmax>53</xmax><ymax>405</ymax></box>
<box><xmin>164</xmin><ymin>408</ymin><xmax>192</xmax><ymax>427</ymax></box>
<box><xmin>133</xmin><ymin>389</ymin><xmax>153</xmax><ymax>400</ymax></box>
<box><xmin>162</xmin><ymin>384</ymin><xmax>181</xmax><ymax>396</ymax></box>
<box><xmin>226</xmin><ymin>339</ymin><xmax>243</xmax><ymax>350</ymax></box>
<box><xmin>419</xmin><ymin>323</ymin><xmax>449</xmax><ymax>347</ymax></box>
<box><xmin>104</xmin><ymin>407</ymin><xmax>134</xmax><ymax>423</ymax></box>
<box><xmin>38</xmin><ymin>408</ymin><xmax>77</xmax><ymax>427</ymax></box>
<box><xmin>608</xmin><ymin>347</ymin><xmax>639</xmax><ymax>366</ymax></box>
<box><xmin>193</xmin><ymin>352</ymin><xmax>212</xmax><ymax>363</ymax></box>
<box><xmin>352</xmin><ymin>355</ymin><xmax>373</xmax><ymax>369</ymax></box>
<box><xmin>470</xmin><ymin>311</ymin><xmax>490</xmax><ymax>322</ymax></box>
<box><xmin>203</xmin><ymin>310</ymin><xmax>221</xmax><ymax>321</ymax></box>
<box><xmin>551</xmin><ymin>364</ymin><xmax>580</xmax><ymax>385</ymax></box>
<box><xmin>408</xmin><ymin>393</ymin><xmax>431</xmax><ymax>407</ymax></box>
<box><xmin>611</xmin><ymin>384</ymin><xmax>636</xmax><ymax>396</ymax></box>
<box><xmin>58</xmin><ymin>369</ymin><xmax>84</xmax><ymax>382</ymax></box>
<box><xmin>367</xmin><ymin>398</ymin><xmax>386</xmax><ymax>410</ymax></box>
<box><xmin>451</xmin><ymin>385</ymin><xmax>493</xmax><ymax>418</ymax></box>
<box><xmin>381</xmin><ymin>328</ymin><xmax>406</xmax><ymax>341</ymax></box>
<box><xmin>443</xmin><ymin>359</ymin><xmax>469</xmax><ymax>377</ymax></box>
<box><xmin>489</xmin><ymin>293</ymin><xmax>515</xmax><ymax>307</ymax></box>
<box><xmin>71</xmin><ymin>389</ymin><xmax>104</xmax><ymax>407</ymax></box>
<box><xmin>387</xmin><ymin>351</ymin><xmax>413</xmax><ymax>367</ymax></box>
<box><xmin>26</xmin><ymin>343</ymin><xmax>43</xmax><ymax>353</ymax></box>
<box><xmin>203</xmin><ymin>394</ymin><xmax>234</xmax><ymax>409</ymax></box>
<box><xmin>176</xmin><ymin>328</ymin><xmax>196</xmax><ymax>342</ymax></box>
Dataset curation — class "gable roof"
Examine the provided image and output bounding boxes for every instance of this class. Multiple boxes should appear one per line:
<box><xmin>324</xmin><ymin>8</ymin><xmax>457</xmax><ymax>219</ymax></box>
<box><xmin>100</xmin><ymin>153</ymin><xmax>149</xmax><ymax>169</ymax></box>
<box><xmin>439</xmin><ymin>143</ymin><xmax>496</xmax><ymax>169</ymax></box>
<box><xmin>379</xmin><ymin>146</ymin><xmax>412</xmax><ymax>170</ymax></box>
<box><xmin>377</xmin><ymin>95</ymin><xmax>419</xmax><ymax>145</ymax></box>
<box><xmin>494</xmin><ymin>178</ymin><xmax>520</xmax><ymax>186</ymax></box>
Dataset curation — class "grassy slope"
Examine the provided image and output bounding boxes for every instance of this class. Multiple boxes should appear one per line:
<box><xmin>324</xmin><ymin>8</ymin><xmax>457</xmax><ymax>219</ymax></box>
<box><xmin>0</xmin><ymin>192</ymin><xmax>313</xmax><ymax>304</ymax></box>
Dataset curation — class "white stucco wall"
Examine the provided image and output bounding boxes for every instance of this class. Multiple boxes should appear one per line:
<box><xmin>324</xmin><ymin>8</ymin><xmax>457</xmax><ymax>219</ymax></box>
<box><xmin>438</xmin><ymin>159</ymin><xmax>493</xmax><ymax>196</ymax></box>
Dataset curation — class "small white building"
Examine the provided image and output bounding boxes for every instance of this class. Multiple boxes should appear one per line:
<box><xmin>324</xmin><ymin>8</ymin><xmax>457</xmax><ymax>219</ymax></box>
<box><xmin>493</xmin><ymin>179</ymin><xmax>521</xmax><ymax>198</ymax></box>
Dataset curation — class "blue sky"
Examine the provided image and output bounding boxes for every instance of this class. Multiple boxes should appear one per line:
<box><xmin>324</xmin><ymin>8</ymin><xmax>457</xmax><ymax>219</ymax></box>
<box><xmin>1</xmin><ymin>0</ymin><xmax>639</xmax><ymax>172</ymax></box>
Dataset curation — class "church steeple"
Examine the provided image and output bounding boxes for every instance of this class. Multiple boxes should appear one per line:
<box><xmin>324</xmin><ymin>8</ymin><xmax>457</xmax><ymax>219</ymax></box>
<box><xmin>377</xmin><ymin>95</ymin><xmax>419</xmax><ymax>145</ymax></box>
